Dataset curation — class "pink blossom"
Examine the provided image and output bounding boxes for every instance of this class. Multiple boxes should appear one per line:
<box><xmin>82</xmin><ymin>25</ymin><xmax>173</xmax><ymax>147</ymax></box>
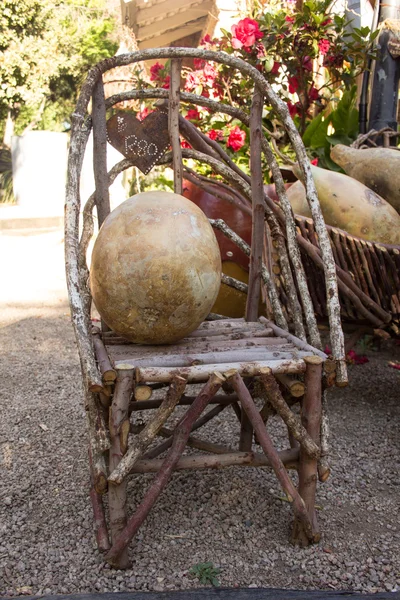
<box><xmin>193</xmin><ymin>58</ymin><xmax>206</xmax><ymax>70</ymax></box>
<box><xmin>347</xmin><ymin>349</ymin><xmax>369</xmax><ymax>365</ymax></box>
<box><xmin>208</xmin><ymin>129</ymin><xmax>224</xmax><ymax>141</ymax></box>
<box><xmin>181</xmin><ymin>139</ymin><xmax>192</xmax><ymax>149</ymax></box>
<box><xmin>227</xmin><ymin>126</ymin><xmax>246</xmax><ymax>151</ymax></box>
<box><xmin>287</xmin><ymin>101</ymin><xmax>301</xmax><ymax>118</ymax></box>
<box><xmin>311</xmin><ymin>158</ymin><xmax>319</xmax><ymax>166</ymax></box>
<box><xmin>161</xmin><ymin>75</ymin><xmax>170</xmax><ymax>89</ymax></box>
<box><xmin>185</xmin><ymin>70</ymin><xmax>202</xmax><ymax>91</ymax></box>
<box><xmin>231</xmin><ymin>18</ymin><xmax>263</xmax><ymax>51</ymax></box>
<box><xmin>318</xmin><ymin>38</ymin><xmax>330</xmax><ymax>55</ymax></box>
<box><xmin>203</xmin><ymin>63</ymin><xmax>217</xmax><ymax>86</ymax></box>
<box><xmin>285</xmin><ymin>16</ymin><xmax>295</xmax><ymax>24</ymax></box>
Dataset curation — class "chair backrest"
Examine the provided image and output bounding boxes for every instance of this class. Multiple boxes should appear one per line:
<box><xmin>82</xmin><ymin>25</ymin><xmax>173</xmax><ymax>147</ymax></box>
<box><xmin>64</xmin><ymin>48</ymin><xmax>347</xmax><ymax>389</ymax></box>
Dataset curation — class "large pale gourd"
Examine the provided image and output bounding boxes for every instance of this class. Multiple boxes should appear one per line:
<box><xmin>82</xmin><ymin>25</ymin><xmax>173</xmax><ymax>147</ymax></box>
<box><xmin>90</xmin><ymin>191</ymin><xmax>222</xmax><ymax>344</ymax></box>
<box><xmin>330</xmin><ymin>144</ymin><xmax>400</xmax><ymax>214</ymax></box>
<box><xmin>291</xmin><ymin>164</ymin><xmax>400</xmax><ymax>245</ymax></box>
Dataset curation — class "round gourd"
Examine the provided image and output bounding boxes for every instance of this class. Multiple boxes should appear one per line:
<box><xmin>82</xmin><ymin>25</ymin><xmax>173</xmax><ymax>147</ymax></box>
<box><xmin>90</xmin><ymin>191</ymin><xmax>222</xmax><ymax>344</ymax></box>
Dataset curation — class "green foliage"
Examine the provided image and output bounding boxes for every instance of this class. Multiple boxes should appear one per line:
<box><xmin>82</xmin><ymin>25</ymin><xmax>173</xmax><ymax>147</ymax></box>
<box><xmin>189</xmin><ymin>562</ymin><xmax>221</xmax><ymax>587</ymax></box>
<box><xmin>304</xmin><ymin>85</ymin><xmax>360</xmax><ymax>169</ymax></box>
<box><xmin>0</xmin><ymin>146</ymin><xmax>14</xmax><ymax>203</ymax></box>
<box><xmin>0</xmin><ymin>0</ymin><xmax>118</xmax><ymax>129</ymax></box>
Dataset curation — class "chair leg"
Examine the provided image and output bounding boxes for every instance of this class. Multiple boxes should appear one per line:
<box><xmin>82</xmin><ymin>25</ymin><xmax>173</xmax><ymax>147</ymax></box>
<box><xmin>108</xmin><ymin>365</ymin><xmax>135</xmax><ymax>569</ymax></box>
<box><xmin>291</xmin><ymin>356</ymin><xmax>323</xmax><ymax>546</ymax></box>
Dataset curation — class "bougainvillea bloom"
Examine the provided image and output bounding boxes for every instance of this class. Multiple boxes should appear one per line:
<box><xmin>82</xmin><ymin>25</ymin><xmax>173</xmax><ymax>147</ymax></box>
<box><xmin>308</xmin><ymin>84</ymin><xmax>319</xmax><ymax>101</ymax></box>
<box><xmin>287</xmin><ymin>101</ymin><xmax>302</xmax><ymax>117</ymax></box>
<box><xmin>227</xmin><ymin>126</ymin><xmax>246</xmax><ymax>151</ymax></box>
<box><xmin>181</xmin><ymin>139</ymin><xmax>192</xmax><ymax>149</ymax></box>
<box><xmin>231</xmin><ymin>18</ymin><xmax>263</xmax><ymax>50</ymax></box>
<box><xmin>150</xmin><ymin>62</ymin><xmax>163</xmax><ymax>81</ymax></box>
<box><xmin>208</xmin><ymin>129</ymin><xmax>224</xmax><ymax>141</ymax></box>
<box><xmin>285</xmin><ymin>16</ymin><xmax>295</xmax><ymax>24</ymax></box>
<box><xmin>271</xmin><ymin>61</ymin><xmax>281</xmax><ymax>74</ymax></box>
<box><xmin>347</xmin><ymin>349</ymin><xmax>369</xmax><ymax>365</ymax></box>
<box><xmin>186</xmin><ymin>108</ymin><xmax>201</xmax><ymax>121</ymax></box>
<box><xmin>137</xmin><ymin>107</ymin><xmax>151</xmax><ymax>121</ymax></box>
<box><xmin>302</xmin><ymin>55</ymin><xmax>313</xmax><ymax>71</ymax></box>
<box><xmin>318</xmin><ymin>38</ymin><xmax>330</xmax><ymax>55</ymax></box>
<box><xmin>311</xmin><ymin>158</ymin><xmax>319</xmax><ymax>166</ymax></box>
<box><xmin>288</xmin><ymin>75</ymin><xmax>299</xmax><ymax>94</ymax></box>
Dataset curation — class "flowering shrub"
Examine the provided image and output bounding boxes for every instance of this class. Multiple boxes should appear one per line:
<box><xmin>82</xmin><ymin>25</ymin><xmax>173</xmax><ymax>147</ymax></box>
<box><xmin>136</xmin><ymin>0</ymin><xmax>376</xmax><ymax>173</ymax></box>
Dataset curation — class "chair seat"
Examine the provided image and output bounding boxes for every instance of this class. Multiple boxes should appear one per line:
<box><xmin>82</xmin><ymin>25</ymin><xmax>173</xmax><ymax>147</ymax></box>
<box><xmin>102</xmin><ymin>318</ymin><xmax>316</xmax><ymax>383</ymax></box>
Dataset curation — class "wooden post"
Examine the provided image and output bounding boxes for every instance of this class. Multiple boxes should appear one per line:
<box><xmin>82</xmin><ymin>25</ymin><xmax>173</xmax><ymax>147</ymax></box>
<box><xmin>92</xmin><ymin>76</ymin><xmax>110</xmax><ymax>228</ymax></box>
<box><xmin>246</xmin><ymin>87</ymin><xmax>264</xmax><ymax>322</ymax></box>
<box><xmin>291</xmin><ymin>356</ymin><xmax>323</xmax><ymax>546</ymax></box>
<box><xmin>108</xmin><ymin>364</ymin><xmax>135</xmax><ymax>569</ymax></box>
<box><xmin>169</xmin><ymin>59</ymin><xmax>183</xmax><ymax>195</ymax></box>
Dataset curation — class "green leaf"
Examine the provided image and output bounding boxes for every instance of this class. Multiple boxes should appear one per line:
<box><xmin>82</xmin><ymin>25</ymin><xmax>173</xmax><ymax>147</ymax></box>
<box><xmin>302</xmin><ymin>112</ymin><xmax>331</xmax><ymax>149</ymax></box>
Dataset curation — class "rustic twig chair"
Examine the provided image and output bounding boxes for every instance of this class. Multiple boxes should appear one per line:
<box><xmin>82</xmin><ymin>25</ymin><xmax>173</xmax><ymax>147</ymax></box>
<box><xmin>65</xmin><ymin>48</ymin><xmax>348</xmax><ymax>568</ymax></box>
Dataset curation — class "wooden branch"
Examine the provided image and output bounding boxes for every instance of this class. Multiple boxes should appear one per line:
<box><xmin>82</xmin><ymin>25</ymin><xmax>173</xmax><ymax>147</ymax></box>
<box><xmin>225</xmin><ymin>370</ymin><xmax>315</xmax><ymax>542</ymax></box>
<box><xmin>130</xmin><ymin>393</ymin><xmax>239</xmax><ymax>411</ymax></box>
<box><xmin>246</xmin><ymin>87</ymin><xmax>264</xmax><ymax>322</ymax></box>
<box><xmin>209</xmin><ymin>218</ymin><xmax>288</xmax><ymax>330</ymax></box>
<box><xmin>88</xmin><ymin>442</ymin><xmax>108</xmax><ymax>496</ymax></box>
<box><xmin>261</xmin><ymin>141</ymin><xmax>318</xmax><ymax>345</ymax></box>
<box><xmin>221</xmin><ymin>273</ymin><xmax>248</xmax><ymax>294</ymax></box>
<box><xmin>143</xmin><ymin>402</ymin><xmax>229</xmax><ymax>460</ymax></box>
<box><xmin>276</xmin><ymin>374</ymin><xmax>305</xmax><ymax>398</ymax></box>
<box><xmin>108</xmin><ymin>375</ymin><xmax>187</xmax><ymax>484</ymax></box>
<box><xmin>136</xmin><ymin>358</ymin><xmax>307</xmax><ymax>383</ymax></box>
<box><xmin>259</xmin><ymin>317</ymin><xmax>327</xmax><ymax>360</ymax></box>
<box><xmin>259</xmin><ymin>368</ymin><xmax>320</xmax><ymax>459</ymax></box>
<box><xmin>89</xmin><ymin>486</ymin><xmax>111</xmax><ymax>552</ymax></box>
<box><xmin>108</xmin><ymin>364</ymin><xmax>135</xmax><ymax>569</ymax></box>
<box><xmin>117</xmin><ymin>348</ymin><xmax>313</xmax><ymax>370</ymax></box>
<box><xmin>130</xmin><ymin>448</ymin><xmax>299</xmax><ymax>473</ymax></box>
<box><xmin>183</xmin><ymin>170</ymin><xmax>252</xmax><ymax>216</ymax></box>
<box><xmin>169</xmin><ymin>60</ymin><xmax>183</xmax><ymax>195</ymax></box>
<box><xmin>92</xmin><ymin>328</ymin><xmax>117</xmax><ymax>383</ymax></box>
<box><xmin>134</xmin><ymin>385</ymin><xmax>153</xmax><ymax>401</ymax></box>
<box><xmin>105</xmin><ymin>372</ymin><xmax>225</xmax><ymax>566</ymax></box>
<box><xmin>92</xmin><ymin>76</ymin><xmax>110</xmax><ymax>228</ymax></box>
<box><xmin>291</xmin><ymin>355</ymin><xmax>322</xmax><ymax>546</ymax></box>
<box><xmin>318</xmin><ymin>389</ymin><xmax>331</xmax><ymax>483</ymax></box>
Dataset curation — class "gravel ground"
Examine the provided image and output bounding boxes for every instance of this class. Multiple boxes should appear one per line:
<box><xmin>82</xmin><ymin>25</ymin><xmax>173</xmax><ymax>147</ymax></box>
<box><xmin>0</xmin><ymin>227</ymin><xmax>399</xmax><ymax>596</ymax></box>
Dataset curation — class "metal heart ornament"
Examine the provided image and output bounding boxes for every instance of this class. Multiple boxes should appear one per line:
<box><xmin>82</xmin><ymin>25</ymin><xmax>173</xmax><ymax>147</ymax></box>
<box><xmin>106</xmin><ymin>110</ymin><xmax>170</xmax><ymax>175</ymax></box>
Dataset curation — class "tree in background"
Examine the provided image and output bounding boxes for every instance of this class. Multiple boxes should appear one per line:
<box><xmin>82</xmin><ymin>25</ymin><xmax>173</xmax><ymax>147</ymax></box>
<box><xmin>0</xmin><ymin>0</ymin><xmax>119</xmax><ymax>145</ymax></box>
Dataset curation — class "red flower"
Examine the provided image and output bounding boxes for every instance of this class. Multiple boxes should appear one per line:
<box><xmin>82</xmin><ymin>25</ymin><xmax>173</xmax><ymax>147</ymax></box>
<box><xmin>181</xmin><ymin>139</ymin><xmax>192</xmax><ymax>149</ymax></box>
<box><xmin>308</xmin><ymin>84</ymin><xmax>319</xmax><ymax>101</ymax></box>
<box><xmin>193</xmin><ymin>58</ymin><xmax>206</xmax><ymax>69</ymax></box>
<box><xmin>200</xmin><ymin>34</ymin><xmax>212</xmax><ymax>45</ymax></box>
<box><xmin>388</xmin><ymin>361</ymin><xmax>400</xmax><ymax>370</ymax></box>
<box><xmin>288</xmin><ymin>76</ymin><xmax>299</xmax><ymax>94</ymax></box>
<box><xmin>321</xmin><ymin>18</ymin><xmax>333</xmax><ymax>27</ymax></box>
<box><xmin>137</xmin><ymin>107</ymin><xmax>152</xmax><ymax>121</ymax></box>
<box><xmin>231</xmin><ymin>18</ymin><xmax>263</xmax><ymax>50</ymax></box>
<box><xmin>150</xmin><ymin>62</ymin><xmax>164</xmax><ymax>81</ymax></box>
<box><xmin>285</xmin><ymin>16</ymin><xmax>295</xmax><ymax>24</ymax></box>
<box><xmin>287</xmin><ymin>101</ymin><xmax>302</xmax><ymax>118</ymax></box>
<box><xmin>161</xmin><ymin>75</ymin><xmax>170</xmax><ymax>89</ymax></box>
<box><xmin>302</xmin><ymin>55</ymin><xmax>313</xmax><ymax>71</ymax></box>
<box><xmin>271</xmin><ymin>60</ymin><xmax>281</xmax><ymax>75</ymax></box>
<box><xmin>347</xmin><ymin>349</ymin><xmax>369</xmax><ymax>365</ymax></box>
<box><xmin>318</xmin><ymin>38</ymin><xmax>330</xmax><ymax>55</ymax></box>
<box><xmin>186</xmin><ymin>108</ymin><xmax>201</xmax><ymax>121</ymax></box>
<box><xmin>311</xmin><ymin>158</ymin><xmax>319</xmax><ymax>166</ymax></box>
<box><xmin>208</xmin><ymin>129</ymin><xmax>224</xmax><ymax>141</ymax></box>
<box><xmin>227</xmin><ymin>126</ymin><xmax>246</xmax><ymax>151</ymax></box>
